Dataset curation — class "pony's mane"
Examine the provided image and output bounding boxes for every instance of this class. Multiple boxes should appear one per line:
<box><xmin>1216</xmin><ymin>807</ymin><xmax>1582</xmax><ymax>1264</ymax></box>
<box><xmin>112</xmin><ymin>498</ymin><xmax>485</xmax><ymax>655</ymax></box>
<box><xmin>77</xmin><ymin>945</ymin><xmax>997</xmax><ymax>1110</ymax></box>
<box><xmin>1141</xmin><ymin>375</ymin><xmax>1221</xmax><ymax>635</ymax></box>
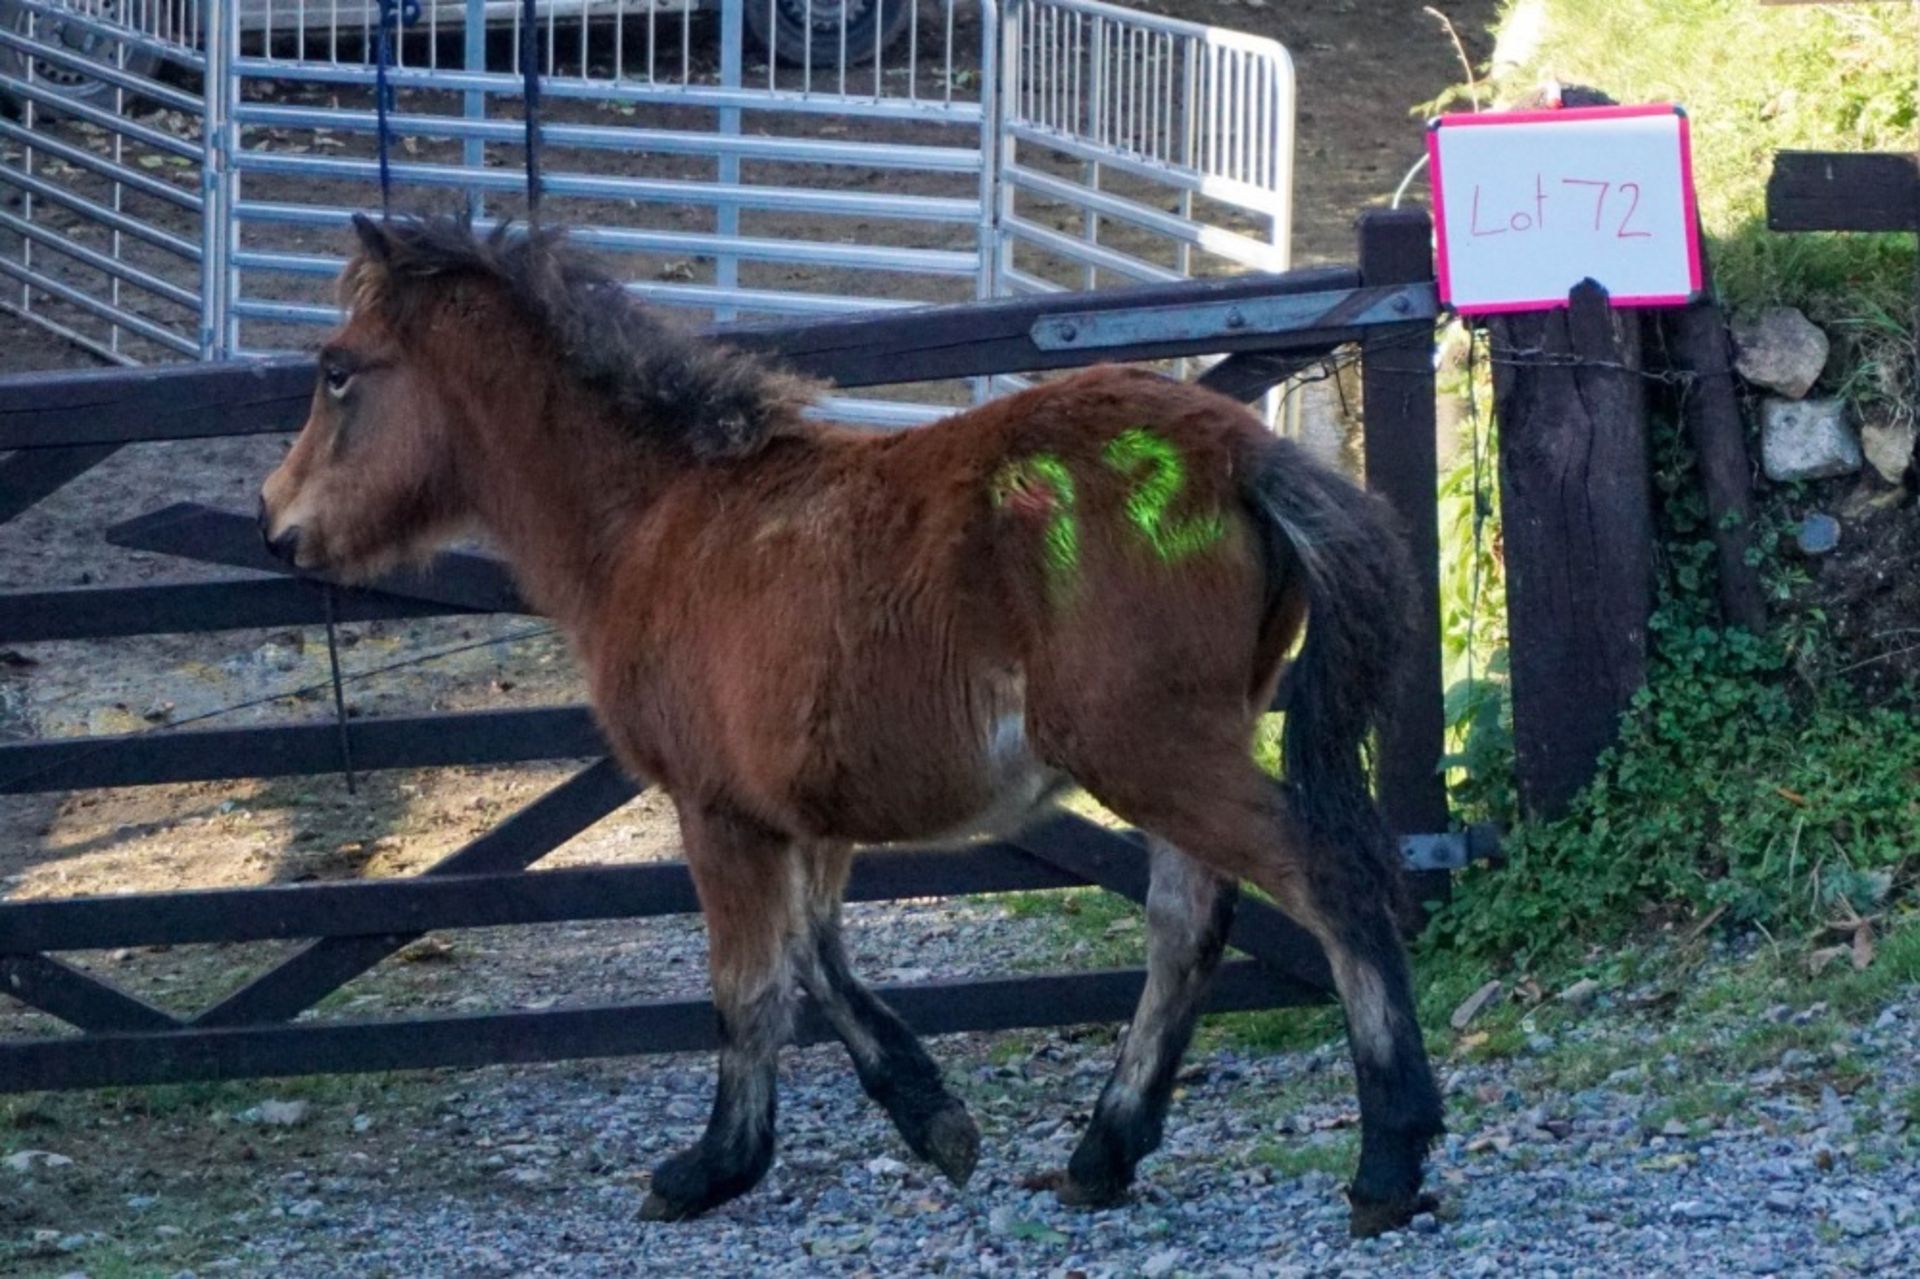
<box><xmin>342</xmin><ymin>215</ymin><xmax>820</xmax><ymax>460</ymax></box>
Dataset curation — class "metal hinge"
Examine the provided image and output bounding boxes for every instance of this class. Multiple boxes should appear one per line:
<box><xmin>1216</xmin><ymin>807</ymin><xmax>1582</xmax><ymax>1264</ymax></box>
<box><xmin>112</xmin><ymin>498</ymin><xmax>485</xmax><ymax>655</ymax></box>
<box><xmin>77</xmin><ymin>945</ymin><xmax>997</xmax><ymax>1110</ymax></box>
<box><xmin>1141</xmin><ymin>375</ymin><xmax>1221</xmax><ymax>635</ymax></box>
<box><xmin>1400</xmin><ymin>823</ymin><xmax>1503</xmax><ymax>873</ymax></box>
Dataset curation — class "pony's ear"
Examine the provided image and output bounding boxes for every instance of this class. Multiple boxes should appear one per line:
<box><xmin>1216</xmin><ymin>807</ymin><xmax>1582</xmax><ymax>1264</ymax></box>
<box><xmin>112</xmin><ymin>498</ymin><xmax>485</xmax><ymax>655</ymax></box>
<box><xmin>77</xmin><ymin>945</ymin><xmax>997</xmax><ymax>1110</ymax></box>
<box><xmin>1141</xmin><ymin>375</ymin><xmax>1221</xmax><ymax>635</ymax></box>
<box><xmin>350</xmin><ymin>212</ymin><xmax>391</xmax><ymax>264</ymax></box>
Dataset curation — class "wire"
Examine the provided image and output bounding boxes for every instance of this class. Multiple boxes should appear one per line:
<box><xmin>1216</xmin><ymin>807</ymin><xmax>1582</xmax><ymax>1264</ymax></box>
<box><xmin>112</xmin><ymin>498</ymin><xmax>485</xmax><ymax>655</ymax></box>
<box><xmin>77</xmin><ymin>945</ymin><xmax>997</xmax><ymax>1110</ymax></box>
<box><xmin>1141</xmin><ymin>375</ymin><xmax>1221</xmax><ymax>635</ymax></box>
<box><xmin>0</xmin><ymin>621</ymin><xmax>560</xmax><ymax>795</ymax></box>
<box><xmin>1390</xmin><ymin>153</ymin><xmax>1430</xmax><ymax>210</ymax></box>
<box><xmin>322</xmin><ymin>586</ymin><xmax>358</xmax><ymax>795</ymax></box>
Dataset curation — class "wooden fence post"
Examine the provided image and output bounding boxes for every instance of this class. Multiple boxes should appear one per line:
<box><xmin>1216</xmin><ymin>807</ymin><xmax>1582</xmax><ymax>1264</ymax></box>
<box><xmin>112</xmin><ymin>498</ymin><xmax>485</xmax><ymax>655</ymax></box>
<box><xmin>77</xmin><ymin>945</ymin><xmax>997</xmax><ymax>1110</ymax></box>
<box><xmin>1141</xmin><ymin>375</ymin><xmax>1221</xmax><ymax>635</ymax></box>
<box><xmin>1357</xmin><ymin>208</ymin><xmax>1449</xmax><ymax>912</ymax></box>
<box><xmin>1664</xmin><ymin>265</ymin><xmax>1768</xmax><ymax>634</ymax></box>
<box><xmin>1489</xmin><ymin>280</ymin><xmax>1655</xmax><ymax>820</ymax></box>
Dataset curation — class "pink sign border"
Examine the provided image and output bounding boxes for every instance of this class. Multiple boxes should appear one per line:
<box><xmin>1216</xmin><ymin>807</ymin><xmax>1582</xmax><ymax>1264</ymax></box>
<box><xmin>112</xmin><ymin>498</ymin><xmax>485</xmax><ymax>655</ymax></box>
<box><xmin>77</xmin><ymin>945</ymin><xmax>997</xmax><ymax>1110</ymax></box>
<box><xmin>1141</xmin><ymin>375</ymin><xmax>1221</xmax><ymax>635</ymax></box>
<box><xmin>1425</xmin><ymin>103</ymin><xmax>1703</xmax><ymax>315</ymax></box>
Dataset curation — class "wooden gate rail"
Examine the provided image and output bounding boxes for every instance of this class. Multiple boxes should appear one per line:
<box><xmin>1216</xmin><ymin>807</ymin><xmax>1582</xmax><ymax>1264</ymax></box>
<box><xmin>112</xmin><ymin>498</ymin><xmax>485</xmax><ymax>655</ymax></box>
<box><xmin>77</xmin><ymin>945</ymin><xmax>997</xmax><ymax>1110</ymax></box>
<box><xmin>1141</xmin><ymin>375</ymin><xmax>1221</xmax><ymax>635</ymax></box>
<box><xmin>0</xmin><ymin>210</ymin><xmax>1466</xmax><ymax>1094</ymax></box>
<box><xmin>0</xmin><ymin>961</ymin><xmax>1311</xmax><ymax>1094</ymax></box>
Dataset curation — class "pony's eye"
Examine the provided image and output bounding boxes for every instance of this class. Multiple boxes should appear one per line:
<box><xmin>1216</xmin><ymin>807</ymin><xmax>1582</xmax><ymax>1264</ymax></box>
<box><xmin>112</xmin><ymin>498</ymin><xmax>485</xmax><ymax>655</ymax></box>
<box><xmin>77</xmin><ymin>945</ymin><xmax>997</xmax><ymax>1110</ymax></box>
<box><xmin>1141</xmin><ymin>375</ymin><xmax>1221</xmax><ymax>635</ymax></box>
<box><xmin>324</xmin><ymin>365</ymin><xmax>354</xmax><ymax>399</ymax></box>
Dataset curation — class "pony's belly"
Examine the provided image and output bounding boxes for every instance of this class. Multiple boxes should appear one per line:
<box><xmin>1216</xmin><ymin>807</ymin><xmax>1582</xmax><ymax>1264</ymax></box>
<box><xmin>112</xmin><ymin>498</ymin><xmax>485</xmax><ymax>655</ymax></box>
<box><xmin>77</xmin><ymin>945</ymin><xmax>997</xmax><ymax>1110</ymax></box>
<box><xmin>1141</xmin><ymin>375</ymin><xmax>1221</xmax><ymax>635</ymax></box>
<box><xmin>867</xmin><ymin>760</ymin><xmax>1069</xmax><ymax>851</ymax></box>
<box><xmin>799</xmin><ymin>705</ymin><xmax>1062</xmax><ymax>846</ymax></box>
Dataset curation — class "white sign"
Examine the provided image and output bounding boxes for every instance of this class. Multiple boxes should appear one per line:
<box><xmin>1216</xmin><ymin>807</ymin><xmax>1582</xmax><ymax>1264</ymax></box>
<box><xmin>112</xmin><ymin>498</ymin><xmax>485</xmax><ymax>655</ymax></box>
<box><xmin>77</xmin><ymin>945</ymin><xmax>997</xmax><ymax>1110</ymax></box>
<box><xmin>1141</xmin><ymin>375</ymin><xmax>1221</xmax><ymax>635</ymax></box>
<box><xmin>1426</xmin><ymin>104</ymin><xmax>1702</xmax><ymax>315</ymax></box>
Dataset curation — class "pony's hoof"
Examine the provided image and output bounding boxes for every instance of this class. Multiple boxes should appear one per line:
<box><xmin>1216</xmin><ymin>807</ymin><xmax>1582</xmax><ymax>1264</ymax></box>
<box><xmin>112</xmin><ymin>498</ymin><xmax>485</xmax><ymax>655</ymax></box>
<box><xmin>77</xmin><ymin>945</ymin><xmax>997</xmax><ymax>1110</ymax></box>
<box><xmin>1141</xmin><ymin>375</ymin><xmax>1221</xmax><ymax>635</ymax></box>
<box><xmin>638</xmin><ymin>1191</ymin><xmax>697</xmax><ymax>1223</ymax></box>
<box><xmin>1347</xmin><ymin>1191</ymin><xmax>1438</xmax><ymax>1238</ymax></box>
<box><xmin>922</xmin><ymin>1103</ymin><xmax>981</xmax><ymax>1188</ymax></box>
<box><xmin>1053</xmin><ymin>1170</ymin><xmax>1129</xmax><ymax>1210</ymax></box>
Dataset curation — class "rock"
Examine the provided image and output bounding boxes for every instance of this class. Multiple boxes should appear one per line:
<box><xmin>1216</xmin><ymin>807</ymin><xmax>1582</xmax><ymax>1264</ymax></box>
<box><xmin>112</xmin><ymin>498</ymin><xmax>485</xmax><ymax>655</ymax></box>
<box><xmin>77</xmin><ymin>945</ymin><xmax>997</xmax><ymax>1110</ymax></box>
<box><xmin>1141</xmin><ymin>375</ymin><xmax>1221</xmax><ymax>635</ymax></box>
<box><xmin>1839</xmin><ymin>480</ymin><xmax>1907</xmax><ymax>519</ymax></box>
<box><xmin>1792</xmin><ymin>1001</ymin><xmax>1829</xmax><ymax>1026</ymax></box>
<box><xmin>1450</xmin><ymin>980</ymin><xmax>1503</xmax><ymax>1031</ymax></box>
<box><xmin>1764</xmin><ymin>1189</ymin><xmax>1800</xmax><ymax>1213</ymax></box>
<box><xmin>1734</xmin><ymin>307</ymin><xmax>1829</xmax><ymax>398</ymax></box>
<box><xmin>2</xmin><ymin>1149</ymin><xmax>74</xmax><ymax>1173</ymax></box>
<box><xmin>1761</xmin><ymin>399</ymin><xmax>1860</xmax><ymax>483</ymax></box>
<box><xmin>1141</xmin><ymin>1249</ymin><xmax>1183</xmax><ymax>1278</ymax></box>
<box><xmin>1411</xmin><ymin>1211</ymin><xmax>1441</xmax><ymax>1234</ymax></box>
<box><xmin>1559</xmin><ymin>978</ymin><xmax>1602</xmax><ymax>1007</ymax></box>
<box><xmin>240</xmin><ymin>1100</ymin><xmax>311</xmax><ymax>1127</ymax></box>
<box><xmin>1819</xmin><ymin>1085</ymin><xmax>1853</xmax><ymax>1136</ymax></box>
<box><xmin>1796</xmin><ymin>513</ymin><xmax>1841</xmax><ymax>555</ymax></box>
<box><xmin>1833</xmin><ymin>1205</ymin><xmax>1887</xmax><ymax>1237</ymax></box>
<box><xmin>1860</xmin><ymin>418</ymin><xmax>1917</xmax><ymax>484</ymax></box>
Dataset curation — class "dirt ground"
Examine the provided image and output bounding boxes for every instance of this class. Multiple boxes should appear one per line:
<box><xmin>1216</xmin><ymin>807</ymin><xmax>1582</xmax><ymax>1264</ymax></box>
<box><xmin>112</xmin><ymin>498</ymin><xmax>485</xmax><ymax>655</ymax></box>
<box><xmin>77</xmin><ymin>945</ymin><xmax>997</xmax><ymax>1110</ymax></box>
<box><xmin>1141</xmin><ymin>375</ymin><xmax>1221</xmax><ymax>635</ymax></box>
<box><xmin>0</xmin><ymin>3</ymin><xmax>1497</xmax><ymax>1274</ymax></box>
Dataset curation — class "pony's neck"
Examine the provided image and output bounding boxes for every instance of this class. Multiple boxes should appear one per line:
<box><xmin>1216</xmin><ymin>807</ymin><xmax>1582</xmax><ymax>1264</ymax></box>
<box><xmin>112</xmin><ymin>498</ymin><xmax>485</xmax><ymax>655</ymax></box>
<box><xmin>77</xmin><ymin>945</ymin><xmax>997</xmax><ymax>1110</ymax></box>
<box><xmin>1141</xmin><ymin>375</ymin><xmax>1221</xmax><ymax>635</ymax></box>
<box><xmin>449</xmin><ymin>350</ymin><xmax>668</xmax><ymax>632</ymax></box>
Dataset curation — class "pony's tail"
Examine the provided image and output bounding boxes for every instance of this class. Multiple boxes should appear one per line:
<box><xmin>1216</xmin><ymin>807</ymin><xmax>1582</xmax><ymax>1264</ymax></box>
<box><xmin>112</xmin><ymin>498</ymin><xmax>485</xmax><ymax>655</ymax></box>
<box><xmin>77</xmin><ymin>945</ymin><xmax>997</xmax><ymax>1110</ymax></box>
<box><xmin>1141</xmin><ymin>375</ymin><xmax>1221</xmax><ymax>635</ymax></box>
<box><xmin>1244</xmin><ymin>438</ymin><xmax>1416</xmax><ymax>891</ymax></box>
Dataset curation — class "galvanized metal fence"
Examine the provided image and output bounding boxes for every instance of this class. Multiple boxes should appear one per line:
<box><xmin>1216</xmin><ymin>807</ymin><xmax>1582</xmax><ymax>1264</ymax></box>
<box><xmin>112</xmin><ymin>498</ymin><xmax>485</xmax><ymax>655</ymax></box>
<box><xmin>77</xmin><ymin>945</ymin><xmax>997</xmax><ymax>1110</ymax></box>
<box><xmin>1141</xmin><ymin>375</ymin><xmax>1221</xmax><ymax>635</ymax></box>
<box><xmin>0</xmin><ymin>0</ymin><xmax>1293</xmax><ymax>422</ymax></box>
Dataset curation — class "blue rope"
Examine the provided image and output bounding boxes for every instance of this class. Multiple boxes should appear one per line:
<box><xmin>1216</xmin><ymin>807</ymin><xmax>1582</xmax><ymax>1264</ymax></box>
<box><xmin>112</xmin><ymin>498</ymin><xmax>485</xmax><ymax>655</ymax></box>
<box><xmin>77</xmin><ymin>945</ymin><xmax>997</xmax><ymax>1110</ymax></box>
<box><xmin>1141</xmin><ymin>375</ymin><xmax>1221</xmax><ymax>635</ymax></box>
<box><xmin>373</xmin><ymin>0</ymin><xmax>418</xmax><ymax>215</ymax></box>
<box><xmin>349</xmin><ymin>0</ymin><xmax>420</xmax><ymax>793</ymax></box>
<box><xmin>520</xmin><ymin>0</ymin><xmax>543</xmax><ymax>218</ymax></box>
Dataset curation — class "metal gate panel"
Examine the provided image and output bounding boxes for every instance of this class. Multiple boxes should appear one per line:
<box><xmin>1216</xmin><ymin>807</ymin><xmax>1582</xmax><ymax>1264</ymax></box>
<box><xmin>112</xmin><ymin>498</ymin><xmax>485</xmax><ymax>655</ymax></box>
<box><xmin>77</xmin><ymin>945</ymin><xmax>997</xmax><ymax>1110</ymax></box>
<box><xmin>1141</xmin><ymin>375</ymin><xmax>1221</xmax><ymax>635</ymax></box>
<box><xmin>0</xmin><ymin>0</ymin><xmax>219</xmax><ymax>362</ymax></box>
<box><xmin>995</xmin><ymin>0</ymin><xmax>1292</xmax><ymax>296</ymax></box>
<box><xmin>0</xmin><ymin>0</ymin><xmax>1295</xmax><ymax>425</ymax></box>
<box><xmin>218</xmin><ymin>0</ymin><xmax>997</xmax><ymax>426</ymax></box>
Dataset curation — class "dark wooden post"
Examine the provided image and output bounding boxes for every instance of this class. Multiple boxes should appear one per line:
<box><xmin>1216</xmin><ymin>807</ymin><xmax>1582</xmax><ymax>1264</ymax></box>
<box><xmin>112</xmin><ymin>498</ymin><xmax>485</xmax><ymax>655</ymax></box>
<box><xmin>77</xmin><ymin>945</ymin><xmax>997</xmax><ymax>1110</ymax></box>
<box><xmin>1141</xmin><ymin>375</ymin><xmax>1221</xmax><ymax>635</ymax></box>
<box><xmin>1663</xmin><ymin>265</ymin><xmax>1768</xmax><ymax>634</ymax></box>
<box><xmin>1357</xmin><ymin>208</ymin><xmax>1449</xmax><ymax>911</ymax></box>
<box><xmin>1489</xmin><ymin>281</ymin><xmax>1655</xmax><ymax>820</ymax></box>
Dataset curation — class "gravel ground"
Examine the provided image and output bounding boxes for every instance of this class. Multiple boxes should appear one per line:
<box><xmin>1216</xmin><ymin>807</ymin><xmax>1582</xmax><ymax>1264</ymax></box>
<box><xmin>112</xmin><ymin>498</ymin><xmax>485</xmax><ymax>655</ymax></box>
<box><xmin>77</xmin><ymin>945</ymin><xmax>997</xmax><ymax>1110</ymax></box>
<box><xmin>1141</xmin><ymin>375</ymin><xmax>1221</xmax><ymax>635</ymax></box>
<box><xmin>8</xmin><ymin>965</ymin><xmax>1914</xmax><ymax>1278</ymax></box>
<box><xmin>247</xmin><ymin>990</ymin><xmax>1920</xmax><ymax>1279</ymax></box>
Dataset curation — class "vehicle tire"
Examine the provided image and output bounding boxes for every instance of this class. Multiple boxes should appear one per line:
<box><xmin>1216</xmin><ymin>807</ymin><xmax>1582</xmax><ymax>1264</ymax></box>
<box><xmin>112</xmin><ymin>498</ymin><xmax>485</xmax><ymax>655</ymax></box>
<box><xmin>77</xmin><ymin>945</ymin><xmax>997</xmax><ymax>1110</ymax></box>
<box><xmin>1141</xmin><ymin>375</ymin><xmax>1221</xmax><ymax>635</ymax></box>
<box><xmin>744</xmin><ymin>0</ymin><xmax>915</xmax><ymax>69</ymax></box>
<box><xmin>0</xmin><ymin>1</ymin><xmax>163</xmax><ymax>118</ymax></box>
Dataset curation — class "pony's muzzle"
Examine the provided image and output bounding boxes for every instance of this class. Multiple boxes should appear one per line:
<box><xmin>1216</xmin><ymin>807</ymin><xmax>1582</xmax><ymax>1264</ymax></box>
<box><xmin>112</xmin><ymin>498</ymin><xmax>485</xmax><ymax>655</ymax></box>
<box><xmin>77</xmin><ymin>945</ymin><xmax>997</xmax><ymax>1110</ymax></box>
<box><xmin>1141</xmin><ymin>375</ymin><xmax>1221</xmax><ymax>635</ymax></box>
<box><xmin>259</xmin><ymin>495</ymin><xmax>302</xmax><ymax>566</ymax></box>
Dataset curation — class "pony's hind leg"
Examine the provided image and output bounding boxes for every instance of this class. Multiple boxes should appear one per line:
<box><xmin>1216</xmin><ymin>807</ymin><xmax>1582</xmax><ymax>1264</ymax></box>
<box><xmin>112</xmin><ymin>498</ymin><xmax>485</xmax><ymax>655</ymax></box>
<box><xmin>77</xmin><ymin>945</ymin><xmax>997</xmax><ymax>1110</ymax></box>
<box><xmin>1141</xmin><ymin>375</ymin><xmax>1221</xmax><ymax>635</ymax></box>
<box><xmin>1057</xmin><ymin>838</ymin><xmax>1237</xmax><ymax>1207</ymax></box>
<box><xmin>640</xmin><ymin>804</ymin><xmax>800</xmax><ymax>1222</ymax></box>
<box><xmin>792</xmin><ymin>843</ymin><xmax>980</xmax><ymax>1187</ymax></box>
<box><xmin>1071</xmin><ymin>745</ymin><xmax>1443</xmax><ymax>1237</ymax></box>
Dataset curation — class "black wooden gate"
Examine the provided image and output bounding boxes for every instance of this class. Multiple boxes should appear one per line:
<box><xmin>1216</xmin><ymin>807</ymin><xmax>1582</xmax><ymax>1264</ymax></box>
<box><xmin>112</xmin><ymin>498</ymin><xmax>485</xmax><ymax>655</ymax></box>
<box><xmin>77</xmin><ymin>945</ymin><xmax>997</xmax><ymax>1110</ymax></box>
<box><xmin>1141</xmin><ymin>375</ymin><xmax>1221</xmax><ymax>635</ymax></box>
<box><xmin>0</xmin><ymin>210</ymin><xmax>1479</xmax><ymax>1093</ymax></box>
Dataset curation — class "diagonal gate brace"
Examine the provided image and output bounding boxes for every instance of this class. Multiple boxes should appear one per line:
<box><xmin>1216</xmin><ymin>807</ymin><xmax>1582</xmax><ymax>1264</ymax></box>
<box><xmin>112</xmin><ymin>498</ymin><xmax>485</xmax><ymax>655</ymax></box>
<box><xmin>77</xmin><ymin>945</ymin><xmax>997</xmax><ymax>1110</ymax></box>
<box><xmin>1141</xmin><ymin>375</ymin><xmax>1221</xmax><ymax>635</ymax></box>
<box><xmin>0</xmin><ymin>953</ymin><xmax>183</xmax><ymax>1033</ymax></box>
<box><xmin>193</xmin><ymin>757</ymin><xmax>639</xmax><ymax>1027</ymax></box>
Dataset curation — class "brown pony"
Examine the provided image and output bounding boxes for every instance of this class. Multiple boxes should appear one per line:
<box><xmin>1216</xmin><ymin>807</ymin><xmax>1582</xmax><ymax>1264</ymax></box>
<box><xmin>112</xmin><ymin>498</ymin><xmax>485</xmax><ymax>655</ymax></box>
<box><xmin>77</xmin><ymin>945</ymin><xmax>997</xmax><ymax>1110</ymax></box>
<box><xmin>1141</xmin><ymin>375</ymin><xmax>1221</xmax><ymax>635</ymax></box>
<box><xmin>259</xmin><ymin>215</ymin><xmax>1444</xmax><ymax>1236</ymax></box>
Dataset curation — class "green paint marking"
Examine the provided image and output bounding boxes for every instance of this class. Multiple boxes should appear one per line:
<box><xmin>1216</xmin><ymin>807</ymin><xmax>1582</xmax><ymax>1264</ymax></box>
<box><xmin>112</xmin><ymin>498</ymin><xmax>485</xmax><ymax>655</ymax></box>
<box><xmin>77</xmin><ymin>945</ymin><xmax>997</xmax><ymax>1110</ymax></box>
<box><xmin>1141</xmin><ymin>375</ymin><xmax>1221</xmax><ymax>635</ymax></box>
<box><xmin>991</xmin><ymin>453</ymin><xmax>1081</xmax><ymax>601</ymax></box>
<box><xmin>1102</xmin><ymin>428</ymin><xmax>1227</xmax><ymax>562</ymax></box>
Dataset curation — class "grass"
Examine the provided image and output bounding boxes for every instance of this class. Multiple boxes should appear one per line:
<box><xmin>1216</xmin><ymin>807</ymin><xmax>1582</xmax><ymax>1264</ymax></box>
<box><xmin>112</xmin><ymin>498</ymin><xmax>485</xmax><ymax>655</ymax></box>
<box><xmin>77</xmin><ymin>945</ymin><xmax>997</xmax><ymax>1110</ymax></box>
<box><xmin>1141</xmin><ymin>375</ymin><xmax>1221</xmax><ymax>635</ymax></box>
<box><xmin>2</xmin><ymin>1069</ymin><xmax>425</xmax><ymax>1133</ymax></box>
<box><xmin>992</xmin><ymin>872</ymin><xmax>1918</xmax><ymax>1142</ymax></box>
<box><xmin>1641</xmin><ymin>1081</ymin><xmax>1748</xmax><ymax>1135</ymax></box>
<box><xmin>1247</xmin><ymin>1131</ymin><xmax>1356</xmax><ymax>1180</ymax></box>
<box><xmin>1478</xmin><ymin>0</ymin><xmax>1917</xmax><ymax>344</ymax></box>
<box><xmin>0</xmin><ymin>1068</ymin><xmax>460</xmax><ymax>1279</ymax></box>
<box><xmin>1427</xmin><ymin>3</ymin><xmax>1920</xmax><ymax>961</ymax></box>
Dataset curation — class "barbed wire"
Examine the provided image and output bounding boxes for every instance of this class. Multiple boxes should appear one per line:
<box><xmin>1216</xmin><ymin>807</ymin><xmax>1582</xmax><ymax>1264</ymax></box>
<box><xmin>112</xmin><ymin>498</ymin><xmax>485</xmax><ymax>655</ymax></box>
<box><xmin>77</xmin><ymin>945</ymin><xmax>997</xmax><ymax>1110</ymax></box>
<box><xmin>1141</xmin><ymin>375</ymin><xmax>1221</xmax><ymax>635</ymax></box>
<box><xmin>1480</xmin><ymin>345</ymin><xmax>1736</xmax><ymax>385</ymax></box>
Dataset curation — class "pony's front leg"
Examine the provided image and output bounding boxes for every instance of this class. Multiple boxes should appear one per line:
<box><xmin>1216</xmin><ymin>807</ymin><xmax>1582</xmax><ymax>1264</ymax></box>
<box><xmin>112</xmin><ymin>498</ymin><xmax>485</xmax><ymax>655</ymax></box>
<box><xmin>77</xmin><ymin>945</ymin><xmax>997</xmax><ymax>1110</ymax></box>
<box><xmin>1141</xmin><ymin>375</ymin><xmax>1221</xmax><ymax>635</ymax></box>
<box><xmin>1057</xmin><ymin>839</ymin><xmax>1237</xmax><ymax>1207</ymax></box>
<box><xmin>640</xmin><ymin>804</ymin><xmax>801</xmax><ymax>1222</ymax></box>
<box><xmin>794</xmin><ymin>843</ymin><xmax>980</xmax><ymax>1187</ymax></box>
